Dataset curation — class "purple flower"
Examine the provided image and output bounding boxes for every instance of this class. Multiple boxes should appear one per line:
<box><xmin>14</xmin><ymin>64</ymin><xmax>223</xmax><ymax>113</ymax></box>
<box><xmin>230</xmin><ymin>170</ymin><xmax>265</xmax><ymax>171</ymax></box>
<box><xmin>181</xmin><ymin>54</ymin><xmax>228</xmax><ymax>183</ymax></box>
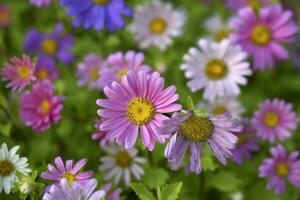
<box><xmin>103</xmin><ymin>183</ymin><xmax>121</xmax><ymax>200</ymax></box>
<box><xmin>19</xmin><ymin>81</ymin><xmax>64</xmax><ymax>132</ymax></box>
<box><xmin>0</xmin><ymin>4</ymin><xmax>10</xmax><ymax>28</ymax></box>
<box><xmin>92</xmin><ymin>119</ymin><xmax>109</xmax><ymax>147</ymax></box>
<box><xmin>230</xmin><ymin>4</ymin><xmax>299</xmax><ymax>70</ymax></box>
<box><xmin>226</xmin><ymin>0</ymin><xmax>270</xmax><ymax>11</ymax></box>
<box><xmin>259</xmin><ymin>145</ymin><xmax>300</xmax><ymax>195</ymax></box>
<box><xmin>97</xmin><ymin>70</ymin><xmax>182</xmax><ymax>151</ymax></box>
<box><xmin>1</xmin><ymin>55</ymin><xmax>36</xmax><ymax>91</ymax></box>
<box><xmin>43</xmin><ymin>178</ymin><xmax>105</xmax><ymax>200</ymax></box>
<box><xmin>24</xmin><ymin>23</ymin><xmax>74</xmax><ymax>64</ymax></box>
<box><xmin>60</xmin><ymin>0</ymin><xmax>133</xmax><ymax>32</ymax></box>
<box><xmin>252</xmin><ymin>99</ymin><xmax>297</xmax><ymax>143</ymax></box>
<box><xmin>232</xmin><ymin>119</ymin><xmax>259</xmax><ymax>165</ymax></box>
<box><xmin>41</xmin><ymin>156</ymin><xmax>94</xmax><ymax>191</ymax></box>
<box><xmin>162</xmin><ymin>111</ymin><xmax>242</xmax><ymax>174</ymax></box>
<box><xmin>30</xmin><ymin>0</ymin><xmax>52</xmax><ymax>7</ymax></box>
<box><xmin>35</xmin><ymin>56</ymin><xmax>59</xmax><ymax>82</ymax></box>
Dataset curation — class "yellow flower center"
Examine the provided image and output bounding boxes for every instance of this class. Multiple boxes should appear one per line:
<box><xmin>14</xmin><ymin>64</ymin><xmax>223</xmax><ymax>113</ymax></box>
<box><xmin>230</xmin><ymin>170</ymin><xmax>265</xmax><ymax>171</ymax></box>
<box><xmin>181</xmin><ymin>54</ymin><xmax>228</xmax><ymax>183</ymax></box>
<box><xmin>92</xmin><ymin>0</ymin><xmax>109</xmax><ymax>4</ymax></box>
<box><xmin>127</xmin><ymin>98</ymin><xmax>155</xmax><ymax>125</ymax></box>
<box><xmin>276</xmin><ymin>163</ymin><xmax>289</xmax><ymax>177</ymax></box>
<box><xmin>40</xmin><ymin>99</ymin><xmax>51</xmax><ymax>115</ymax></box>
<box><xmin>42</xmin><ymin>39</ymin><xmax>57</xmax><ymax>55</ymax></box>
<box><xmin>205</xmin><ymin>59</ymin><xmax>228</xmax><ymax>80</ymax></box>
<box><xmin>212</xmin><ymin>105</ymin><xmax>228</xmax><ymax>115</ymax></box>
<box><xmin>62</xmin><ymin>172</ymin><xmax>76</xmax><ymax>185</ymax></box>
<box><xmin>180</xmin><ymin>115</ymin><xmax>213</xmax><ymax>142</ymax></box>
<box><xmin>117</xmin><ymin>68</ymin><xmax>128</xmax><ymax>81</ymax></box>
<box><xmin>149</xmin><ymin>17</ymin><xmax>167</xmax><ymax>34</ymax></box>
<box><xmin>251</xmin><ymin>25</ymin><xmax>271</xmax><ymax>46</ymax></box>
<box><xmin>264</xmin><ymin>112</ymin><xmax>279</xmax><ymax>128</ymax></box>
<box><xmin>115</xmin><ymin>151</ymin><xmax>133</xmax><ymax>168</ymax></box>
<box><xmin>0</xmin><ymin>160</ymin><xmax>14</xmax><ymax>176</ymax></box>
<box><xmin>37</xmin><ymin>69</ymin><xmax>49</xmax><ymax>80</ymax></box>
<box><xmin>215</xmin><ymin>30</ymin><xmax>229</xmax><ymax>42</ymax></box>
<box><xmin>90</xmin><ymin>67</ymin><xmax>100</xmax><ymax>81</ymax></box>
<box><xmin>17</xmin><ymin>66</ymin><xmax>31</xmax><ymax>79</ymax></box>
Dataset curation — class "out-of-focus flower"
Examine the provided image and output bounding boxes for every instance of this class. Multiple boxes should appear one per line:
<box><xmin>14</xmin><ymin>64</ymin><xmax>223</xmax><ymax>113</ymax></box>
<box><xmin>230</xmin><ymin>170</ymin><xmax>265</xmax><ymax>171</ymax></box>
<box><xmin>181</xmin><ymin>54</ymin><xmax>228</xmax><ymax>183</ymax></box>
<box><xmin>41</xmin><ymin>156</ymin><xmax>93</xmax><ymax>191</ymax></box>
<box><xmin>130</xmin><ymin>1</ymin><xmax>185</xmax><ymax>50</ymax></box>
<box><xmin>0</xmin><ymin>4</ymin><xmax>10</xmax><ymax>28</ymax></box>
<box><xmin>252</xmin><ymin>99</ymin><xmax>297</xmax><ymax>143</ymax></box>
<box><xmin>30</xmin><ymin>0</ymin><xmax>52</xmax><ymax>7</ymax></box>
<box><xmin>103</xmin><ymin>183</ymin><xmax>121</xmax><ymax>200</ymax></box>
<box><xmin>230</xmin><ymin>4</ymin><xmax>298</xmax><ymax>70</ymax></box>
<box><xmin>43</xmin><ymin>178</ymin><xmax>105</xmax><ymax>200</ymax></box>
<box><xmin>1</xmin><ymin>55</ymin><xmax>36</xmax><ymax>91</ymax></box>
<box><xmin>0</xmin><ymin>143</ymin><xmax>31</xmax><ymax>194</ymax></box>
<box><xmin>97</xmin><ymin>70</ymin><xmax>182</xmax><ymax>151</ymax></box>
<box><xmin>161</xmin><ymin>110</ymin><xmax>242</xmax><ymax>174</ymax></box>
<box><xmin>291</xmin><ymin>39</ymin><xmax>300</xmax><ymax>69</ymax></box>
<box><xmin>35</xmin><ymin>56</ymin><xmax>59</xmax><ymax>82</ymax></box>
<box><xmin>226</xmin><ymin>0</ymin><xmax>270</xmax><ymax>11</ymax></box>
<box><xmin>92</xmin><ymin>119</ymin><xmax>109</xmax><ymax>147</ymax></box>
<box><xmin>60</xmin><ymin>0</ymin><xmax>132</xmax><ymax>32</ymax></box>
<box><xmin>24</xmin><ymin>23</ymin><xmax>74</xmax><ymax>64</ymax></box>
<box><xmin>204</xmin><ymin>15</ymin><xmax>231</xmax><ymax>42</ymax></box>
<box><xmin>181</xmin><ymin>39</ymin><xmax>252</xmax><ymax>100</ymax></box>
<box><xmin>98</xmin><ymin>144</ymin><xmax>146</xmax><ymax>186</ymax></box>
<box><xmin>259</xmin><ymin>145</ymin><xmax>300</xmax><ymax>195</ymax></box>
<box><xmin>19</xmin><ymin>81</ymin><xmax>64</xmax><ymax>132</ymax></box>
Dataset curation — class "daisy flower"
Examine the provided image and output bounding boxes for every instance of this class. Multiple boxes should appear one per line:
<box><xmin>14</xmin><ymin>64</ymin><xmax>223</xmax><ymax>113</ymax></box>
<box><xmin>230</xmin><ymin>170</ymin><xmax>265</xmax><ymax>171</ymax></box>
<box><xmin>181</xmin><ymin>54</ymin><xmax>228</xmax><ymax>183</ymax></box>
<box><xmin>232</xmin><ymin>119</ymin><xmax>259</xmax><ymax>165</ymax></box>
<box><xmin>43</xmin><ymin>178</ymin><xmax>105</xmax><ymax>200</ymax></box>
<box><xmin>19</xmin><ymin>81</ymin><xmax>64</xmax><ymax>132</ymax></box>
<box><xmin>76</xmin><ymin>54</ymin><xmax>110</xmax><ymax>90</ymax></box>
<box><xmin>197</xmin><ymin>97</ymin><xmax>245</xmax><ymax>119</ymax></box>
<box><xmin>97</xmin><ymin>70</ymin><xmax>182</xmax><ymax>151</ymax></box>
<box><xmin>130</xmin><ymin>1</ymin><xmax>185</xmax><ymax>50</ymax></box>
<box><xmin>103</xmin><ymin>183</ymin><xmax>121</xmax><ymax>200</ymax></box>
<box><xmin>226</xmin><ymin>0</ymin><xmax>270</xmax><ymax>11</ymax></box>
<box><xmin>181</xmin><ymin>39</ymin><xmax>252</xmax><ymax>100</ymax></box>
<box><xmin>1</xmin><ymin>55</ymin><xmax>36</xmax><ymax>91</ymax></box>
<box><xmin>98</xmin><ymin>144</ymin><xmax>146</xmax><ymax>186</ymax></box>
<box><xmin>0</xmin><ymin>4</ymin><xmax>10</xmax><ymax>28</ymax></box>
<box><xmin>92</xmin><ymin>119</ymin><xmax>109</xmax><ymax>147</ymax></box>
<box><xmin>24</xmin><ymin>23</ymin><xmax>74</xmax><ymax>64</ymax></box>
<box><xmin>230</xmin><ymin>4</ymin><xmax>299</xmax><ymax>70</ymax></box>
<box><xmin>252</xmin><ymin>99</ymin><xmax>297</xmax><ymax>143</ymax></box>
<box><xmin>259</xmin><ymin>145</ymin><xmax>300</xmax><ymax>195</ymax></box>
<box><xmin>30</xmin><ymin>0</ymin><xmax>52</xmax><ymax>7</ymax></box>
<box><xmin>0</xmin><ymin>143</ymin><xmax>31</xmax><ymax>194</ymax></box>
<box><xmin>35</xmin><ymin>56</ymin><xmax>59</xmax><ymax>82</ymax></box>
<box><xmin>161</xmin><ymin>110</ymin><xmax>242</xmax><ymax>174</ymax></box>
<box><xmin>60</xmin><ymin>0</ymin><xmax>132</xmax><ymax>32</ymax></box>
<box><xmin>204</xmin><ymin>15</ymin><xmax>231</xmax><ymax>42</ymax></box>
<box><xmin>41</xmin><ymin>156</ymin><xmax>93</xmax><ymax>191</ymax></box>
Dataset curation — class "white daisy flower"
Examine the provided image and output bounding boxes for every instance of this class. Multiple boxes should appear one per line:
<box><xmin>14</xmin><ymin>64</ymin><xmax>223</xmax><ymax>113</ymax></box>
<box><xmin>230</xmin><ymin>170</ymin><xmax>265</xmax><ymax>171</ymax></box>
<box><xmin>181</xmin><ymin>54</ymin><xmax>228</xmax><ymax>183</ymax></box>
<box><xmin>197</xmin><ymin>97</ymin><xmax>245</xmax><ymax>119</ymax></box>
<box><xmin>98</xmin><ymin>144</ymin><xmax>146</xmax><ymax>186</ymax></box>
<box><xmin>181</xmin><ymin>39</ymin><xmax>252</xmax><ymax>100</ymax></box>
<box><xmin>130</xmin><ymin>1</ymin><xmax>185</xmax><ymax>51</ymax></box>
<box><xmin>0</xmin><ymin>143</ymin><xmax>31</xmax><ymax>194</ymax></box>
<box><xmin>204</xmin><ymin>15</ymin><xmax>231</xmax><ymax>42</ymax></box>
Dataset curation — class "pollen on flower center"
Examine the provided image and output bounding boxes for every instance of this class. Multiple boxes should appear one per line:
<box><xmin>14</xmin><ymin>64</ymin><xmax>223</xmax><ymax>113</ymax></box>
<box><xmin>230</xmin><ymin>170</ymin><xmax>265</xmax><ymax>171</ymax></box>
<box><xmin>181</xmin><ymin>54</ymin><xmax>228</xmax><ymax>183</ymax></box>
<box><xmin>264</xmin><ymin>112</ymin><xmax>279</xmax><ymax>127</ymax></box>
<box><xmin>149</xmin><ymin>17</ymin><xmax>167</xmax><ymax>34</ymax></box>
<box><xmin>42</xmin><ymin>39</ymin><xmax>57</xmax><ymax>55</ymax></box>
<box><xmin>213</xmin><ymin>105</ymin><xmax>228</xmax><ymax>115</ymax></box>
<box><xmin>115</xmin><ymin>151</ymin><xmax>133</xmax><ymax>167</ymax></box>
<box><xmin>117</xmin><ymin>68</ymin><xmax>128</xmax><ymax>81</ymax></box>
<box><xmin>127</xmin><ymin>98</ymin><xmax>155</xmax><ymax>125</ymax></box>
<box><xmin>251</xmin><ymin>25</ymin><xmax>271</xmax><ymax>46</ymax></box>
<box><xmin>180</xmin><ymin>115</ymin><xmax>213</xmax><ymax>142</ymax></box>
<box><xmin>18</xmin><ymin>66</ymin><xmax>30</xmax><ymax>79</ymax></box>
<box><xmin>37</xmin><ymin>69</ymin><xmax>48</xmax><ymax>80</ymax></box>
<box><xmin>205</xmin><ymin>59</ymin><xmax>228</xmax><ymax>80</ymax></box>
<box><xmin>92</xmin><ymin>0</ymin><xmax>109</xmax><ymax>5</ymax></box>
<box><xmin>90</xmin><ymin>67</ymin><xmax>100</xmax><ymax>80</ymax></box>
<box><xmin>62</xmin><ymin>172</ymin><xmax>76</xmax><ymax>185</ymax></box>
<box><xmin>276</xmin><ymin>163</ymin><xmax>289</xmax><ymax>177</ymax></box>
<box><xmin>0</xmin><ymin>160</ymin><xmax>14</xmax><ymax>176</ymax></box>
<box><xmin>40</xmin><ymin>99</ymin><xmax>51</xmax><ymax>115</ymax></box>
<box><xmin>215</xmin><ymin>30</ymin><xmax>229</xmax><ymax>42</ymax></box>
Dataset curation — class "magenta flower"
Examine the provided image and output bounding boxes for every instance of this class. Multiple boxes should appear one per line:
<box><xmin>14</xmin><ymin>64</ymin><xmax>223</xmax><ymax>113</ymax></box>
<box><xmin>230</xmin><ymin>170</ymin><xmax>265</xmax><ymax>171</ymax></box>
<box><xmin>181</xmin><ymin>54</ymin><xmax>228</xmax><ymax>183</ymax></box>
<box><xmin>19</xmin><ymin>81</ymin><xmax>64</xmax><ymax>132</ymax></box>
<box><xmin>162</xmin><ymin>111</ymin><xmax>241</xmax><ymax>174</ymax></box>
<box><xmin>0</xmin><ymin>4</ymin><xmax>10</xmax><ymax>28</ymax></box>
<box><xmin>91</xmin><ymin>119</ymin><xmax>109</xmax><ymax>147</ymax></box>
<box><xmin>41</xmin><ymin>156</ymin><xmax>94</xmax><ymax>191</ymax></box>
<box><xmin>1</xmin><ymin>55</ymin><xmax>36</xmax><ymax>91</ymax></box>
<box><xmin>259</xmin><ymin>145</ymin><xmax>300</xmax><ymax>195</ymax></box>
<box><xmin>30</xmin><ymin>0</ymin><xmax>52</xmax><ymax>7</ymax></box>
<box><xmin>103</xmin><ymin>183</ymin><xmax>121</xmax><ymax>200</ymax></box>
<box><xmin>252</xmin><ymin>99</ymin><xmax>297</xmax><ymax>143</ymax></box>
<box><xmin>230</xmin><ymin>4</ymin><xmax>299</xmax><ymax>70</ymax></box>
<box><xmin>97</xmin><ymin>70</ymin><xmax>182</xmax><ymax>151</ymax></box>
<box><xmin>226</xmin><ymin>0</ymin><xmax>270</xmax><ymax>11</ymax></box>
<box><xmin>232</xmin><ymin>119</ymin><xmax>259</xmax><ymax>165</ymax></box>
<box><xmin>35</xmin><ymin>56</ymin><xmax>59</xmax><ymax>82</ymax></box>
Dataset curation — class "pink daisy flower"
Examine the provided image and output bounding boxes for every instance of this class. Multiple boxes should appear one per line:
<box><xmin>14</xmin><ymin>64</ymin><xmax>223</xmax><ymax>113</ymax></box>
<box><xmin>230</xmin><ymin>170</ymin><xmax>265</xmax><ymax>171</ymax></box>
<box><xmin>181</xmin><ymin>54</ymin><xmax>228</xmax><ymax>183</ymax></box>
<box><xmin>91</xmin><ymin>119</ymin><xmax>109</xmax><ymax>147</ymax></box>
<box><xmin>230</xmin><ymin>4</ymin><xmax>299</xmax><ymax>70</ymax></box>
<box><xmin>252</xmin><ymin>99</ymin><xmax>297</xmax><ymax>143</ymax></box>
<box><xmin>41</xmin><ymin>156</ymin><xmax>94</xmax><ymax>191</ymax></box>
<box><xmin>259</xmin><ymin>145</ymin><xmax>300</xmax><ymax>195</ymax></box>
<box><xmin>226</xmin><ymin>0</ymin><xmax>270</xmax><ymax>11</ymax></box>
<box><xmin>35</xmin><ymin>56</ymin><xmax>59</xmax><ymax>82</ymax></box>
<box><xmin>1</xmin><ymin>55</ymin><xmax>36</xmax><ymax>91</ymax></box>
<box><xmin>19</xmin><ymin>81</ymin><xmax>64</xmax><ymax>132</ymax></box>
<box><xmin>97</xmin><ymin>70</ymin><xmax>182</xmax><ymax>151</ymax></box>
<box><xmin>103</xmin><ymin>183</ymin><xmax>122</xmax><ymax>200</ymax></box>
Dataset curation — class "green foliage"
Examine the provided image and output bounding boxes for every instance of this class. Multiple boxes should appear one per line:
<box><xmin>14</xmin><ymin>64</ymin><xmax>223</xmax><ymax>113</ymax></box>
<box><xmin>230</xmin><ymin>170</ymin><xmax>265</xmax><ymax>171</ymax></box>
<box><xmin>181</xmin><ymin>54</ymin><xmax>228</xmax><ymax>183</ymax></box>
<box><xmin>158</xmin><ymin>182</ymin><xmax>183</xmax><ymax>200</ymax></box>
<box><xmin>130</xmin><ymin>183</ymin><xmax>156</xmax><ymax>200</ymax></box>
<box><xmin>142</xmin><ymin>168</ymin><xmax>169</xmax><ymax>188</ymax></box>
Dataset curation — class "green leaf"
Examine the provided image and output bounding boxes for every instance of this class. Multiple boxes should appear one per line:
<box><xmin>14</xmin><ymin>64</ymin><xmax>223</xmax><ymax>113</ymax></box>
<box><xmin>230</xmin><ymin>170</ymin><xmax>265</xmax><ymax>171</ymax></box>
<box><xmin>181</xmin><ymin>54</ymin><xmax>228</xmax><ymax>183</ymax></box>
<box><xmin>160</xmin><ymin>182</ymin><xmax>183</xmax><ymax>200</ymax></box>
<box><xmin>130</xmin><ymin>183</ymin><xmax>157</xmax><ymax>200</ymax></box>
<box><xmin>142</xmin><ymin>168</ymin><xmax>169</xmax><ymax>188</ymax></box>
<box><xmin>207</xmin><ymin>171</ymin><xmax>242</xmax><ymax>192</ymax></box>
<box><xmin>0</xmin><ymin>122</ymin><xmax>12</xmax><ymax>136</ymax></box>
<box><xmin>202</xmin><ymin>154</ymin><xmax>218</xmax><ymax>171</ymax></box>
<box><xmin>186</xmin><ymin>96</ymin><xmax>195</xmax><ymax>110</ymax></box>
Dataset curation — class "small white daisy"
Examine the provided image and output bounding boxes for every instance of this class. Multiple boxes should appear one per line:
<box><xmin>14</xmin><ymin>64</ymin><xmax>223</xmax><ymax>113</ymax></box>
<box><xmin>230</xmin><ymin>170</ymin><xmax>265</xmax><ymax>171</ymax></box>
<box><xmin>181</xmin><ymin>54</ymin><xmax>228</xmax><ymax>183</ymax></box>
<box><xmin>197</xmin><ymin>97</ymin><xmax>245</xmax><ymax>119</ymax></box>
<box><xmin>181</xmin><ymin>39</ymin><xmax>252</xmax><ymax>100</ymax></box>
<box><xmin>98</xmin><ymin>144</ymin><xmax>146</xmax><ymax>186</ymax></box>
<box><xmin>0</xmin><ymin>143</ymin><xmax>31</xmax><ymax>194</ymax></box>
<box><xmin>130</xmin><ymin>1</ymin><xmax>185</xmax><ymax>51</ymax></box>
<box><xmin>204</xmin><ymin>15</ymin><xmax>231</xmax><ymax>42</ymax></box>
